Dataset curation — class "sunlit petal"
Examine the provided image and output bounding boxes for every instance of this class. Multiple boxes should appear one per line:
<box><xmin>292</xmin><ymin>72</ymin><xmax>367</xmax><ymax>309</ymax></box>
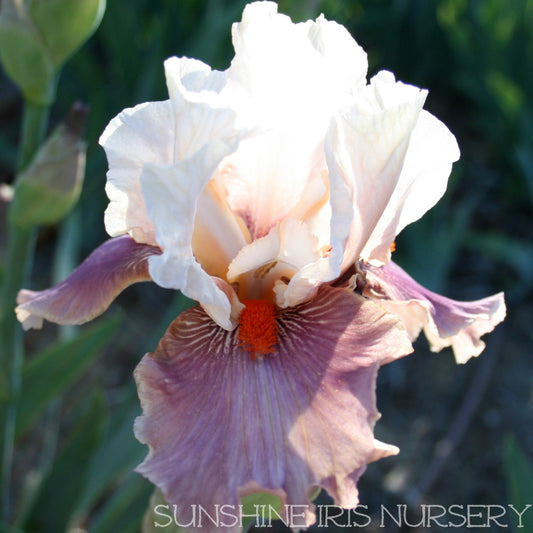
<box><xmin>219</xmin><ymin>1</ymin><xmax>366</xmax><ymax>240</ymax></box>
<box><xmin>141</xmin><ymin>142</ymin><xmax>240</xmax><ymax>330</ymax></box>
<box><xmin>360</xmin><ymin>110</ymin><xmax>460</xmax><ymax>263</ymax></box>
<box><xmin>327</xmin><ymin>71</ymin><xmax>428</xmax><ymax>272</ymax></box>
<box><xmin>100</xmin><ymin>100</ymin><xmax>174</xmax><ymax>244</ymax></box>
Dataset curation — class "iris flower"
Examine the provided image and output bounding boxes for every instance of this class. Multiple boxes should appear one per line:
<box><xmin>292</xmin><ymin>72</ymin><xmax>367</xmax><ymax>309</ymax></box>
<box><xmin>16</xmin><ymin>2</ymin><xmax>505</xmax><ymax>529</ymax></box>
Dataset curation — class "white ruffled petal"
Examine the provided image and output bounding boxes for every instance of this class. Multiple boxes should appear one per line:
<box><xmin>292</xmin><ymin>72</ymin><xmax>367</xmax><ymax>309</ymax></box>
<box><xmin>361</xmin><ymin>110</ymin><xmax>460</xmax><ymax>263</ymax></box>
<box><xmin>100</xmin><ymin>100</ymin><xmax>175</xmax><ymax>244</ymax></box>
<box><xmin>307</xmin><ymin>14</ymin><xmax>367</xmax><ymax>92</ymax></box>
<box><xmin>100</xmin><ymin>56</ymin><xmax>237</xmax><ymax>248</ymax></box>
<box><xmin>141</xmin><ymin>139</ymin><xmax>239</xmax><ymax>330</ymax></box>
<box><xmin>219</xmin><ymin>2</ymin><xmax>367</xmax><ymax>241</ymax></box>
<box><xmin>164</xmin><ymin>57</ymin><xmax>234</xmax><ymax>162</ymax></box>
<box><xmin>326</xmin><ymin>71</ymin><xmax>428</xmax><ymax>271</ymax></box>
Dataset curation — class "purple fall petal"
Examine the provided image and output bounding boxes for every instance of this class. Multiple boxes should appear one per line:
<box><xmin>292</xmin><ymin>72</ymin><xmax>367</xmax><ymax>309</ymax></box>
<box><xmin>134</xmin><ymin>285</ymin><xmax>412</xmax><ymax>532</ymax></box>
<box><xmin>363</xmin><ymin>261</ymin><xmax>506</xmax><ymax>364</ymax></box>
<box><xmin>16</xmin><ymin>235</ymin><xmax>161</xmax><ymax>330</ymax></box>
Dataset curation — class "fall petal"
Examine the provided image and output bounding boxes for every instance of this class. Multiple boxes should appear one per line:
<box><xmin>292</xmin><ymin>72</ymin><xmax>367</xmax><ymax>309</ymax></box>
<box><xmin>16</xmin><ymin>235</ymin><xmax>160</xmax><ymax>330</ymax></box>
<box><xmin>134</xmin><ymin>286</ymin><xmax>412</xmax><ymax>532</ymax></box>
<box><xmin>363</xmin><ymin>261</ymin><xmax>506</xmax><ymax>364</ymax></box>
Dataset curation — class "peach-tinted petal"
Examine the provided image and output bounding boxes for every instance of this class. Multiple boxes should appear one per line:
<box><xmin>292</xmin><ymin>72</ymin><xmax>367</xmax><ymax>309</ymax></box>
<box><xmin>363</xmin><ymin>261</ymin><xmax>506</xmax><ymax>364</ymax></box>
<box><xmin>141</xmin><ymin>140</ymin><xmax>240</xmax><ymax>330</ymax></box>
<box><xmin>192</xmin><ymin>180</ymin><xmax>250</xmax><ymax>281</ymax></box>
<box><xmin>16</xmin><ymin>236</ymin><xmax>160</xmax><ymax>330</ymax></box>
<box><xmin>227</xmin><ymin>219</ymin><xmax>320</xmax><ymax>283</ymax></box>
<box><xmin>134</xmin><ymin>286</ymin><xmax>412</xmax><ymax>532</ymax></box>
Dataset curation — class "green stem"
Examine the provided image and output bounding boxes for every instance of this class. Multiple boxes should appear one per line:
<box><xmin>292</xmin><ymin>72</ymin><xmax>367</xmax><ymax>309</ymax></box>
<box><xmin>18</xmin><ymin>103</ymin><xmax>50</xmax><ymax>173</ymax></box>
<box><xmin>0</xmin><ymin>101</ymin><xmax>50</xmax><ymax>523</ymax></box>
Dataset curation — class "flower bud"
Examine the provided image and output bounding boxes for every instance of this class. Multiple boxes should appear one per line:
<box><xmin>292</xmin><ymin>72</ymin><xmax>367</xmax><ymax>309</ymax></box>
<box><xmin>0</xmin><ymin>0</ymin><xmax>55</xmax><ymax>105</ymax></box>
<box><xmin>0</xmin><ymin>0</ymin><xmax>105</xmax><ymax>105</ymax></box>
<box><xmin>29</xmin><ymin>0</ymin><xmax>106</xmax><ymax>70</ymax></box>
<box><xmin>11</xmin><ymin>103</ymin><xmax>89</xmax><ymax>228</ymax></box>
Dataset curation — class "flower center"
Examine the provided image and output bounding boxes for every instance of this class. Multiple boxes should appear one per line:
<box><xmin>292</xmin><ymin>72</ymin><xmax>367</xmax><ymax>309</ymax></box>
<box><xmin>237</xmin><ymin>300</ymin><xmax>278</xmax><ymax>359</ymax></box>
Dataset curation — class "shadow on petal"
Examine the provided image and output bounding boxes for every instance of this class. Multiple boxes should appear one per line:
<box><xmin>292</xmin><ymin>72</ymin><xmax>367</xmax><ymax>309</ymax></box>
<box><xmin>134</xmin><ymin>285</ymin><xmax>412</xmax><ymax>532</ymax></box>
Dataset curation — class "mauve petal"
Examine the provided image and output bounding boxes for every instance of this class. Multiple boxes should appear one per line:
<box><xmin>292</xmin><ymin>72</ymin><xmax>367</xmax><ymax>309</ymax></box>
<box><xmin>134</xmin><ymin>286</ymin><xmax>412</xmax><ymax>532</ymax></box>
<box><xmin>16</xmin><ymin>235</ymin><xmax>160</xmax><ymax>330</ymax></box>
<box><xmin>363</xmin><ymin>261</ymin><xmax>506</xmax><ymax>364</ymax></box>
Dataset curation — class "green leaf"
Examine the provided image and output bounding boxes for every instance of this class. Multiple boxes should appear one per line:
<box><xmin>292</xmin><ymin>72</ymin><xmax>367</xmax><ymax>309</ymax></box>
<box><xmin>12</xmin><ymin>316</ymin><xmax>119</xmax><ymax>438</ymax></box>
<box><xmin>142</xmin><ymin>488</ymin><xmax>183</xmax><ymax>533</ymax></box>
<box><xmin>90</xmin><ymin>473</ymin><xmax>153</xmax><ymax>533</ymax></box>
<box><xmin>240</xmin><ymin>492</ymin><xmax>283</xmax><ymax>530</ymax></box>
<box><xmin>140</xmin><ymin>489</ymin><xmax>285</xmax><ymax>532</ymax></box>
<box><xmin>73</xmin><ymin>395</ymin><xmax>146</xmax><ymax>521</ymax></box>
<box><xmin>503</xmin><ymin>434</ymin><xmax>533</xmax><ymax>532</ymax></box>
<box><xmin>23</xmin><ymin>391</ymin><xmax>106</xmax><ymax>532</ymax></box>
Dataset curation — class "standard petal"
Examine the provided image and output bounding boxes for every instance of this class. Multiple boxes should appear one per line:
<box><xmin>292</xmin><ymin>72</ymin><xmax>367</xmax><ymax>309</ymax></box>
<box><xmin>360</xmin><ymin>110</ymin><xmax>460</xmax><ymax>263</ymax></box>
<box><xmin>307</xmin><ymin>14</ymin><xmax>367</xmax><ymax>93</ymax></box>
<box><xmin>141</xmin><ymin>141</ymin><xmax>240</xmax><ymax>330</ymax></box>
<box><xmin>228</xmin><ymin>2</ymin><xmax>367</xmax><ymax>128</ymax></box>
<box><xmin>134</xmin><ymin>286</ymin><xmax>412</xmax><ymax>532</ymax></box>
<box><xmin>326</xmin><ymin>71</ymin><xmax>428</xmax><ymax>272</ymax></box>
<box><xmin>15</xmin><ymin>235</ymin><xmax>160</xmax><ymax>330</ymax></box>
<box><xmin>100</xmin><ymin>56</ymin><xmax>238</xmax><ymax>246</ymax></box>
<box><xmin>164</xmin><ymin>56</ymin><xmax>235</xmax><ymax>162</ymax></box>
<box><xmin>219</xmin><ymin>2</ymin><xmax>366</xmax><ymax>240</ymax></box>
<box><xmin>100</xmin><ymin>100</ymin><xmax>175</xmax><ymax>244</ymax></box>
<box><xmin>363</xmin><ymin>261</ymin><xmax>506</xmax><ymax>364</ymax></box>
<box><xmin>283</xmin><ymin>72</ymin><xmax>429</xmax><ymax>302</ymax></box>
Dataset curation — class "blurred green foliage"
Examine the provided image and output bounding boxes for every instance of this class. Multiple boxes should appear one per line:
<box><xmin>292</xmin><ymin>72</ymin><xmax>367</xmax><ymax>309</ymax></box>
<box><xmin>0</xmin><ymin>1</ymin><xmax>532</xmax><ymax>532</ymax></box>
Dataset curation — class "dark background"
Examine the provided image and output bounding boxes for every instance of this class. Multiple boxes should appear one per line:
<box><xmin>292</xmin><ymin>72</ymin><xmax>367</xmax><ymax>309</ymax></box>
<box><xmin>1</xmin><ymin>1</ymin><xmax>531</xmax><ymax>532</ymax></box>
